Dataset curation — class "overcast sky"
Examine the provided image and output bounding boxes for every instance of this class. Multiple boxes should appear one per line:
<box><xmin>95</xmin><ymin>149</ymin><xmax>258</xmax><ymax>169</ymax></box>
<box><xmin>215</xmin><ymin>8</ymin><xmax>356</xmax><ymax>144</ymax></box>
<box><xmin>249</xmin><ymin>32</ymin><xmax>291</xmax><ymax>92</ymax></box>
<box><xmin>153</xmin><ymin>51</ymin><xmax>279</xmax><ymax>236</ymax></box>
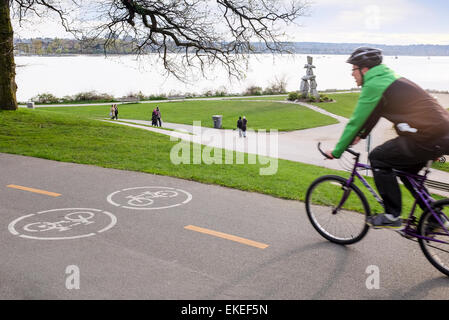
<box><xmin>12</xmin><ymin>0</ymin><xmax>449</xmax><ymax>45</ymax></box>
<box><xmin>291</xmin><ymin>0</ymin><xmax>449</xmax><ymax>45</ymax></box>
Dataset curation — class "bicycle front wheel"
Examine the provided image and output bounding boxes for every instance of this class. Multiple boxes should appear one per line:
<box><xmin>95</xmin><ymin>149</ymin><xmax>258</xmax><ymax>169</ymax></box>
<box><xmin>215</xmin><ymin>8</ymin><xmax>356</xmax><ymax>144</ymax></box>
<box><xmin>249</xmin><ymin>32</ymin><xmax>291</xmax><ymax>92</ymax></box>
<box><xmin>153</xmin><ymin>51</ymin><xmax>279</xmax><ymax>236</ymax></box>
<box><xmin>418</xmin><ymin>199</ymin><xmax>449</xmax><ymax>277</ymax></box>
<box><xmin>305</xmin><ymin>175</ymin><xmax>371</xmax><ymax>245</ymax></box>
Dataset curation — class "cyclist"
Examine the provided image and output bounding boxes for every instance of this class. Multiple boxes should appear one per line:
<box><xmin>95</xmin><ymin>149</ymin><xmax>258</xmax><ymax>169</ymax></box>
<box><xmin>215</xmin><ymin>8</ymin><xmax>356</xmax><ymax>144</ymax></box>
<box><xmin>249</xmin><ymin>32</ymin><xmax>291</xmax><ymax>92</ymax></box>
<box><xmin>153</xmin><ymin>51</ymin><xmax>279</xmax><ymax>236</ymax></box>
<box><xmin>325</xmin><ymin>47</ymin><xmax>449</xmax><ymax>229</ymax></box>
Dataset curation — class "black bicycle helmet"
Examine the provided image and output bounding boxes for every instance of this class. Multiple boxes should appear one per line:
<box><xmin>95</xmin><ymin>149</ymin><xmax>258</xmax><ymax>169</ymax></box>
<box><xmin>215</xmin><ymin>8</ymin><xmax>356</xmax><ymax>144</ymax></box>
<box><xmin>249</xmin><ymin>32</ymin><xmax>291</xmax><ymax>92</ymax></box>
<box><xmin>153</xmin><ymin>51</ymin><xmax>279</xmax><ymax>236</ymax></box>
<box><xmin>346</xmin><ymin>47</ymin><xmax>383</xmax><ymax>68</ymax></box>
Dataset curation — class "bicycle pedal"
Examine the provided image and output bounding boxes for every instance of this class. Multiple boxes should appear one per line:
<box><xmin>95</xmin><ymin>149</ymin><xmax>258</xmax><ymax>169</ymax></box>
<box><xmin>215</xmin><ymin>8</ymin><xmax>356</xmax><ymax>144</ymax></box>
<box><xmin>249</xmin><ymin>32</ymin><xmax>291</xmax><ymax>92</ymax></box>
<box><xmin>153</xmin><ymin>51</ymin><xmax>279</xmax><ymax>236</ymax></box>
<box><xmin>395</xmin><ymin>228</ymin><xmax>414</xmax><ymax>239</ymax></box>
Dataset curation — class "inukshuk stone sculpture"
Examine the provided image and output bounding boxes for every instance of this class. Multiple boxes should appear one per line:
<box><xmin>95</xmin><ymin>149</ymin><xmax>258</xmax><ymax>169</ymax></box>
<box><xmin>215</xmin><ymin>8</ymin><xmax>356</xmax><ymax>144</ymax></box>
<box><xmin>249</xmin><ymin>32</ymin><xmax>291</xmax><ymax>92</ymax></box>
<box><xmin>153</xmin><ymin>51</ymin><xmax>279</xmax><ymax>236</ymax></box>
<box><xmin>299</xmin><ymin>56</ymin><xmax>319</xmax><ymax>100</ymax></box>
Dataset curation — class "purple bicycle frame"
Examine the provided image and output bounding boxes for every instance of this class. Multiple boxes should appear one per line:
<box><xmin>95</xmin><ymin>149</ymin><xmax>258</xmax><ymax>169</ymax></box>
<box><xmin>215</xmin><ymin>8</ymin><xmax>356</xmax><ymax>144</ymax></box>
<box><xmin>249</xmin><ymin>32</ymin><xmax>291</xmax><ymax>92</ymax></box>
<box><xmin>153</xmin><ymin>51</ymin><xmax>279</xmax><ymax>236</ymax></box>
<box><xmin>344</xmin><ymin>160</ymin><xmax>449</xmax><ymax>242</ymax></box>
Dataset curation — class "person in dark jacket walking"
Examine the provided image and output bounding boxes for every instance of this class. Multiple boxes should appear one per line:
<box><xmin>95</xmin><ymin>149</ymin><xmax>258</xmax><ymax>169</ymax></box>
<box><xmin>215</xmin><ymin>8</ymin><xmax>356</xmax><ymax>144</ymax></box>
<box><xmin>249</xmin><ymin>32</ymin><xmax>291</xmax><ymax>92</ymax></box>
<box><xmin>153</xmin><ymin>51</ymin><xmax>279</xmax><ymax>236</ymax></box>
<box><xmin>325</xmin><ymin>47</ymin><xmax>449</xmax><ymax>229</ymax></box>
<box><xmin>151</xmin><ymin>109</ymin><xmax>158</xmax><ymax>126</ymax></box>
<box><xmin>156</xmin><ymin>107</ymin><xmax>162</xmax><ymax>127</ymax></box>
<box><xmin>237</xmin><ymin>116</ymin><xmax>243</xmax><ymax>137</ymax></box>
<box><xmin>113</xmin><ymin>104</ymin><xmax>119</xmax><ymax>120</ymax></box>
<box><xmin>242</xmin><ymin>116</ymin><xmax>247</xmax><ymax>138</ymax></box>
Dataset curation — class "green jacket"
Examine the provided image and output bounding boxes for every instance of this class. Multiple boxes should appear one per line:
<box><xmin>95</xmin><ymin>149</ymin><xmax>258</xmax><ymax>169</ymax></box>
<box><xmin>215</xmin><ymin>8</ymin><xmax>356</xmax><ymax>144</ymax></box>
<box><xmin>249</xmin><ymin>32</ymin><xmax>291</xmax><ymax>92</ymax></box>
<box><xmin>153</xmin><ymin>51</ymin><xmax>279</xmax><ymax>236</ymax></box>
<box><xmin>332</xmin><ymin>64</ymin><xmax>400</xmax><ymax>158</ymax></box>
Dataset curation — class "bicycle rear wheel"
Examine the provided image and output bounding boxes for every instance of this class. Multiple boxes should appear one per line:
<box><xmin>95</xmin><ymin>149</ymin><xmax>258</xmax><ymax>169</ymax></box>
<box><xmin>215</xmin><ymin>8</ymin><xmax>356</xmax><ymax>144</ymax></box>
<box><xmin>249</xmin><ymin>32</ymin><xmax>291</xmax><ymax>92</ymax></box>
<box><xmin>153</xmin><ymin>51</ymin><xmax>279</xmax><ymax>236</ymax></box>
<box><xmin>418</xmin><ymin>199</ymin><xmax>449</xmax><ymax>277</ymax></box>
<box><xmin>305</xmin><ymin>175</ymin><xmax>371</xmax><ymax>245</ymax></box>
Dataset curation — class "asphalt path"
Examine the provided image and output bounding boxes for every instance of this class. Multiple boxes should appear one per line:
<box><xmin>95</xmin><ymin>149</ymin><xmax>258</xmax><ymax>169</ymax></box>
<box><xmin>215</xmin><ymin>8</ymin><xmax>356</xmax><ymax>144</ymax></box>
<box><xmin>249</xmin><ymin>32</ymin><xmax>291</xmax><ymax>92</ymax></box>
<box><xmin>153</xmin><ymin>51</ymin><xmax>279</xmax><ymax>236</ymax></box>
<box><xmin>1</xmin><ymin>153</ymin><xmax>449</xmax><ymax>300</ymax></box>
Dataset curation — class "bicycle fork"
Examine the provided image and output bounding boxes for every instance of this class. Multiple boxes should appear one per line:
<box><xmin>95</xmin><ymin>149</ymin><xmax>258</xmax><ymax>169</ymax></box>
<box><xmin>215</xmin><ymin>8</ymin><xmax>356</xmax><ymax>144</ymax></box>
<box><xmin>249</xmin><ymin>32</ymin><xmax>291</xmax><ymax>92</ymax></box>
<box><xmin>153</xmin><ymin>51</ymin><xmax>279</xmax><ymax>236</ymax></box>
<box><xmin>333</xmin><ymin>183</ymin><xmax>352</xmax><ymax>215</ymax></box>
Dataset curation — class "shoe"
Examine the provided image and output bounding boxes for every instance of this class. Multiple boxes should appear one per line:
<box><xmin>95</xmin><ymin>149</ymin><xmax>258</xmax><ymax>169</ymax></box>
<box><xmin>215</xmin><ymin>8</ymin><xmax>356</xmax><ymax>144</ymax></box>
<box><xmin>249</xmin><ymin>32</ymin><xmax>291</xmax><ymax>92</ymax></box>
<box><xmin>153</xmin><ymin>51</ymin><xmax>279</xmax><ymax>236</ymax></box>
<box><xmin>367</xmin><ymin>214</ymin><xmax>402</xmax><ymax>229</ymax></box>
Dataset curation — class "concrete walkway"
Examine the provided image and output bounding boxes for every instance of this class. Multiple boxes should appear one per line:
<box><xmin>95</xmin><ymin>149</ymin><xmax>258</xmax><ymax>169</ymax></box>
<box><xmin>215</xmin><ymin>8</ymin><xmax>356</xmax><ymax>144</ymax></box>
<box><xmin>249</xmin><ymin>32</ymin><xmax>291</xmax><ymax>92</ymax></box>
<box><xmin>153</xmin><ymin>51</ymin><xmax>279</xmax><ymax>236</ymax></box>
<box><xmin>106</xmin><ymin>100</ymin><xmax>449</xmax><ymax>197</ymax></box>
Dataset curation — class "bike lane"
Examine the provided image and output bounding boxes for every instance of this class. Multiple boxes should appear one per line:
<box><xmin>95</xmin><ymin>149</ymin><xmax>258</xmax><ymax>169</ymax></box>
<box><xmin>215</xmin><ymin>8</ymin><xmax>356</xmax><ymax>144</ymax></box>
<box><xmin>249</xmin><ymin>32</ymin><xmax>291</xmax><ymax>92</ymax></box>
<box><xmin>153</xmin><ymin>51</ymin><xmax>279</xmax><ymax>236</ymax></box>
<box><xmin>1</xmin><ymin>153</ymin><xmax>448</xmax><ymax>300</ymax></box>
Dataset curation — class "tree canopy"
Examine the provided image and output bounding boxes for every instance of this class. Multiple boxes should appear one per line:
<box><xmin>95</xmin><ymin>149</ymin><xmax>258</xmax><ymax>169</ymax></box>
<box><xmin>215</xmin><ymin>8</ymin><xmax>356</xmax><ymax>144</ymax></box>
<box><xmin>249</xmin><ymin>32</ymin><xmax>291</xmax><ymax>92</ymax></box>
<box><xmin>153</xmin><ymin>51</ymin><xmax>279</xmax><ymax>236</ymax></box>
<box><xmin>2</xmin><ymin>0</ymin><xmax>309</xmax><ymax>110</ymax></box>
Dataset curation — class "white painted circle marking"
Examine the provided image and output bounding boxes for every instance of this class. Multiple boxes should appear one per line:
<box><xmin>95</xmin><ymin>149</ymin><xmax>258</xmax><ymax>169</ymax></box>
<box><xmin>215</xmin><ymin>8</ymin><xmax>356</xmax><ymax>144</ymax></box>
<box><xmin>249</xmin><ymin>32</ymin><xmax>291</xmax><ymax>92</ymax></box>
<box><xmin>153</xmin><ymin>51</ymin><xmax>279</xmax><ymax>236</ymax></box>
<box><xmin>107</xmin><ymin>186</ymin><xmax>192</xmax><ymax>210</ymax></box>
<box><xmin>8</xmin><ymin>208</ymin><xmax>117</xmax><ymax>240</ymax></box>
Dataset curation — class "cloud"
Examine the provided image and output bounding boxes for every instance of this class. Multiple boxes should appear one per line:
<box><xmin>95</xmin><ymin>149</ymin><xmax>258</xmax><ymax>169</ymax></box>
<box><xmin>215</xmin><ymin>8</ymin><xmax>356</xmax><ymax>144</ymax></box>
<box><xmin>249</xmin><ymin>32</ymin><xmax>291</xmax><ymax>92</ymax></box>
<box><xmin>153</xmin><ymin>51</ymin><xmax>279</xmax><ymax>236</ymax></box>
<box><xmin>283</xmin><ymin>0</ymin><xmax>447</xmax><ymax>44</ymax></box>
<box><xmin>283</xmin><ymin>30</ymin><xmax>449</xmax><ymax>45</ymax></box>
<box><xmin>311</xmin><ymin>0</ymin><xmax>430</xmax><ymax>30</ymax></box>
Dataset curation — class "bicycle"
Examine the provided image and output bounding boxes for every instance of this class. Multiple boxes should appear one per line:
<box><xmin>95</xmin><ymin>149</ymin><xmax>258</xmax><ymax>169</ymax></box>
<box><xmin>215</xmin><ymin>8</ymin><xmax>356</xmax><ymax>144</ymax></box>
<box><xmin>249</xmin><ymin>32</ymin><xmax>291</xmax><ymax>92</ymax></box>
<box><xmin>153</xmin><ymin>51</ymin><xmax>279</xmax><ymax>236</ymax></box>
<box><xmin>305</xmin><ymin>142</ymin><xmax>449</xmax><ymax>277</ymax></box>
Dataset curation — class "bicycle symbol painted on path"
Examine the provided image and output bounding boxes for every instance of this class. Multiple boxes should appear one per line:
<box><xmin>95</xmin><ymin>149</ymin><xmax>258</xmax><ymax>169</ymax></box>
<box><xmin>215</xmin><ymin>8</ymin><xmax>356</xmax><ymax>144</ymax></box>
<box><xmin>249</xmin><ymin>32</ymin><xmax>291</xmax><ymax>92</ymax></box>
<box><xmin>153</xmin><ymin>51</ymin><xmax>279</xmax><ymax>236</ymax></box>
<box><xmin>125</xmin><ymin>190</ymin><xmax>178</xmax><ymax>207</ymax></box>
<box><xmin>107</xmin><ymin>186</ymin><xmax>192</xmax><ymax>210</ymax></box>
<box><xmin>8</xmin><ymin>208</ymin><xmax>117</xmax><ymax>240</ymax></box>
<box><xmin>23</xmin><ymin>211</ymin><xmax>95</xmax><ymax>233</ymax></box>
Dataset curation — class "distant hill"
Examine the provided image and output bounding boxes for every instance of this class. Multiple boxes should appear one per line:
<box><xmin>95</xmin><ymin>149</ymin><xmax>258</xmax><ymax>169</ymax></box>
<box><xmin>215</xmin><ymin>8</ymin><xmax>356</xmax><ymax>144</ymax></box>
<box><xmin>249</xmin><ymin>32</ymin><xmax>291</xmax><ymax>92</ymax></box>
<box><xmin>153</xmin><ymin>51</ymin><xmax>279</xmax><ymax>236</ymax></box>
<box><xmin>13</xmin><ymin>38</ymin><xmax>449</xmax><ymax>56</ymax></box>
<box><xmin>285</xmin><ymin>42</ymin><xmax>449</xmax><ymax>56</ymax></box>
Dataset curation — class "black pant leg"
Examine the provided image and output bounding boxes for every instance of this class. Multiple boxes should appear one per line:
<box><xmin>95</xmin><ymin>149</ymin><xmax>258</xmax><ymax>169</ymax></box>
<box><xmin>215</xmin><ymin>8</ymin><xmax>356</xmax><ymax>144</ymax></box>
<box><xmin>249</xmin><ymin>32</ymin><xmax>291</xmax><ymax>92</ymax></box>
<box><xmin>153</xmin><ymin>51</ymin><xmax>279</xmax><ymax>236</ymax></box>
<box><xmin>368</xmin><ymin>137</ymin><xmax>430</xmax><ymax>217</ymax></box>
<box><xmin>397</xmin><ymin>165</ymin><xmax>428</xmax><ymax>211</ymax></box>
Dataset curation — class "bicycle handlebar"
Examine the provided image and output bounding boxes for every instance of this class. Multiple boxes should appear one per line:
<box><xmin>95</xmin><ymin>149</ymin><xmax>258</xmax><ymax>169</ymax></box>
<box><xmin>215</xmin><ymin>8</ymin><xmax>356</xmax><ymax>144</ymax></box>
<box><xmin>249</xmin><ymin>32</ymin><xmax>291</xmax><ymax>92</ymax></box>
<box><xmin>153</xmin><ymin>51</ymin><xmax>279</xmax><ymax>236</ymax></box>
<box><xmin>317</xmin><ymin>142</ymin><xmax>333</xmax><ymax>159</ymax></box>
<box><xmin>317</xmin><ymin>142</ymin><xmax>360</xmax><ymax>159</ymax></box>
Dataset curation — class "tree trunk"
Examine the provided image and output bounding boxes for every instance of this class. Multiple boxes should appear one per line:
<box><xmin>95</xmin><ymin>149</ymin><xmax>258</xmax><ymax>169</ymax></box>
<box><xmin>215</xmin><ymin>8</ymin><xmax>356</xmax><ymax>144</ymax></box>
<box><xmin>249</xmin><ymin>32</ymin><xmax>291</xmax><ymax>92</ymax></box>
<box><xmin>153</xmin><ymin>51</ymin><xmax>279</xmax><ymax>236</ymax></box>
<box><xmin>0</xmin><ymin>0</ymin><xmax>18</xmax><ymax>110</ymax></box>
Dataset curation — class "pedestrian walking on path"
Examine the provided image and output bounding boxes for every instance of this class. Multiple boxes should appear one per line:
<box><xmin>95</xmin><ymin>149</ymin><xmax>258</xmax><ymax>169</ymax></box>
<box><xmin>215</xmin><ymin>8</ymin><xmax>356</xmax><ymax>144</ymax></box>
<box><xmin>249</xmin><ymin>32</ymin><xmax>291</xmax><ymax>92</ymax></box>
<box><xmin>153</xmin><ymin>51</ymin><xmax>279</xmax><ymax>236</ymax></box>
<box><xmin>237</xmin><ymin>116</ymin><xmax>243</xmax><ymax>137</ymax></box>
<box><xmin>114</xmin><ymin>104</ymin><xmax>119</xmax><ymax>120</ymax></box>
<box><xmin>110</xmin><ymin>104</ymin><xmax>115</xmax><ymax>119</ymax></box>
<box><xmin>242</xmin><ymin>116</ymin><xmax>247</xmax><ymax>138</ymax></box>
<box><xmin>156</xmin><ymin>107</ymin><xmax>162</xmax><ymax>127</ymax></box>
<box><xmin>151</xmin><ymin>109</ymin><xmax>158</xmax><ymax>126</ymax></box>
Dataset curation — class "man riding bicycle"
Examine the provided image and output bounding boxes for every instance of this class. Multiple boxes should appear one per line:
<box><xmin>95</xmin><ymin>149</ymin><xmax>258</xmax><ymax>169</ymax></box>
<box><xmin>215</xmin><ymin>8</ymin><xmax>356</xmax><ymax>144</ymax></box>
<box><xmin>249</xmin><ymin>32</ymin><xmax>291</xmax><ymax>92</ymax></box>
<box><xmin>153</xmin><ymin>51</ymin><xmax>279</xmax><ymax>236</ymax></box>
<box><xmin>325</xmin><ymin>47</ymin><xmax>449</xmax><ymax>229</ymax></box>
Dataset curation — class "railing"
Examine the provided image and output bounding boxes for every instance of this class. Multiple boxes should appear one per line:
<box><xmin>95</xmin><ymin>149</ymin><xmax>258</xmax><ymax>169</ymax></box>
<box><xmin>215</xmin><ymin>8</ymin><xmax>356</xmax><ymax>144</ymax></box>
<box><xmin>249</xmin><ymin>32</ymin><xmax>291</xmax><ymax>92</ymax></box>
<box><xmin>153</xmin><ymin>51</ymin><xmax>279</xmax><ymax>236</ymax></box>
<box><xmin>425</xmin><ymin>179</ymin><xmax>449</xmax><ymax>192</ymax></box>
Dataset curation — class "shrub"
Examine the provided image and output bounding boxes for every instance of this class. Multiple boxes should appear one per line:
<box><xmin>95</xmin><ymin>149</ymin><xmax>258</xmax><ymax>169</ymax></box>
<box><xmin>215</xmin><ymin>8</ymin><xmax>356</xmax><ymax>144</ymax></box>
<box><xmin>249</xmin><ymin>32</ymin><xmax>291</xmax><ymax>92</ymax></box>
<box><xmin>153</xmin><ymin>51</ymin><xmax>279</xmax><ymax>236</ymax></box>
<box><xmin>202</xmin><ymin>89</ymin><xmax>214</xmax><ymax>97</ymax></box>
<box><xmin>263</xmin><ymin>77</ymin><xmax>288</xmax><ymax>95</ymax></box>
<box><xmin>31</xmin><ymin>93</ymin><xmax>59</xmax><ymax>104</ymax></box>
<box><xmin>121</xmin><ymin>91</ymin><xmax>146</xmax><ymax>101</ymax></box>
<box><xmin>183</xmin><ymin>92</ymin><xmax>197</xmax><ymax>99</ymax></box>
<box><xmin>244</xmin><ymin>85</ymin><xmax>263</xmax><ymax>96</ymax></box>
<box><xmin>287</xmin><ymin>92</ymin><xmax>298</xmax><ymax>101</ymax></box>
<box><xmin>147</xmin><ymin>94</ymin><xmax>167</xmax><ymax>100</ymax></box>
<box><xmin>74</xmin><ymin>91</ymin><xmax>114</xmax><ymax>102</ymax></box>
<box><xmin>61</xmin><ymin>95</ymin><xmax>73</xmax><ymax>103</ymax></box>
<box><xmin>316</xmin><ymin>93</ymin><xmax>333</xmax><ymax>103</ymax></box>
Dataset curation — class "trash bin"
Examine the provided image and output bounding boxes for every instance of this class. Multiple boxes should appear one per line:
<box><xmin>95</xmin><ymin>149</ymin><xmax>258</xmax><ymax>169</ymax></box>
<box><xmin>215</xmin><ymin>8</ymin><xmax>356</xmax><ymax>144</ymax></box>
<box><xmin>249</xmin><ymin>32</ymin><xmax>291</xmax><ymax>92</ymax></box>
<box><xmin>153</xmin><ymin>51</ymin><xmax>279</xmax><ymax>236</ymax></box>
<box><xmin>27</xmin><ymin>101</ymin><xmax>35</xmax><ymax>109</ymax></box>
<box><xmin>212</xmin><ymin>115</ymin><xmax>222</xmax><ymax>129</ymax></box>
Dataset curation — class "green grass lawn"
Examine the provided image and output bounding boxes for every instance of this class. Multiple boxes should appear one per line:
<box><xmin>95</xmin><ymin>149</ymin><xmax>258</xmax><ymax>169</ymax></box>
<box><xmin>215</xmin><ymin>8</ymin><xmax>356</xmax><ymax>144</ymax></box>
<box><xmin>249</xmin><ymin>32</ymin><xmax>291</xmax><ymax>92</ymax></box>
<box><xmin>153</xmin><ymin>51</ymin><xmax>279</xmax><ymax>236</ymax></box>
<box><xmin>38</xmin><ymin>99</ymin><xmax>338</xmax><ymax>131</ymax></box>
<box><xmin>1</xmin><ymin>109</ymin><xmax>425</xmax><ymax>217</ymax></box>
<box><xmin>310</xmin><ymin>92</ymin><xmax>360</xmax><ymax>118</ymax></box>
<box><xmin>431</xmin><ymin>160</ymin><xmax>449</xmax><ymax>173</ymax></box>
<box><xmin>229</xmin><ymin>95</ymin><xmax>288</xmax><ymax>101</ymax></box>
<box><xmin>21</xmin><ymin>94</ymin><xmax>289</xmax><ymax>106</ymax></box>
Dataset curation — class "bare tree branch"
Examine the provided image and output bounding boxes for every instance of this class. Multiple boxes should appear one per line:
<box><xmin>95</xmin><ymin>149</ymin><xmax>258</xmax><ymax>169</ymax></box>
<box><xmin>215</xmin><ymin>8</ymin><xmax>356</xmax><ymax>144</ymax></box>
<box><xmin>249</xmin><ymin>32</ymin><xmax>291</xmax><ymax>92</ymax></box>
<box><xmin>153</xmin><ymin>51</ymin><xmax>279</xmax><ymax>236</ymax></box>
<box><xmin>3</xmin><ymin>0</ymin><xmax>309</xmax><ymax>109</ymax></box>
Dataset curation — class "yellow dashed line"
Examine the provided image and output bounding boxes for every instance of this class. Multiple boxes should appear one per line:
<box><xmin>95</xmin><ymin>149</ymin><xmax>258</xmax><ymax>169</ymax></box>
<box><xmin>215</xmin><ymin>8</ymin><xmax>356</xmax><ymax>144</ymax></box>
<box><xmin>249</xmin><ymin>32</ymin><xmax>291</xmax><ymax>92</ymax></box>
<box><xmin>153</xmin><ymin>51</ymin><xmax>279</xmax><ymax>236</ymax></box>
<box><xmin>7</xmin><ymin>185</ymin><xmax>61</xmax><ymax>197</ymax></box>
<box><xmin>184</xmin><ymin>225</ymin><xmax>269</xmax><ymax>249</ymax></box>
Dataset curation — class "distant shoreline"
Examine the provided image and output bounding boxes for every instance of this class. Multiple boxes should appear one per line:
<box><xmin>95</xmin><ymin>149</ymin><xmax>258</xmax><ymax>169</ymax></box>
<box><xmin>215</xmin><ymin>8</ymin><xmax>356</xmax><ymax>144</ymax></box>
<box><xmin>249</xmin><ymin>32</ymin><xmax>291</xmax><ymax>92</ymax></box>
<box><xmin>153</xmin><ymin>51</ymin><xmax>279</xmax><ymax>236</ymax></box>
<box><xmin>14</xmin><ymin>53</ymin><xmax>449</xmax><ymax>58</ymax></box>
<box><xmin>13</xmin><ymin>39</ymin><xmax>449</xmax><ymax>56</ymax></box>
<box><xmin>17</xmin><ymin>91</ymin><xmax>449</xmax><ymax>110</ymax></box>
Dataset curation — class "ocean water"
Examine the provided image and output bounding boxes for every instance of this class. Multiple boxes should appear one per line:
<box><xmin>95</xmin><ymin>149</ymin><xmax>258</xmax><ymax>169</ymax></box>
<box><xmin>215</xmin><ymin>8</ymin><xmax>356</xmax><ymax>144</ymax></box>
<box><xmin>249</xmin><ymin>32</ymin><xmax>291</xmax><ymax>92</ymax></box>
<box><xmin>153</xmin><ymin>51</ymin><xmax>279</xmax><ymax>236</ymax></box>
<box><xmin>14</xmin><ymin>54</ymin><xmax>449</xmax><ymax>101</ymax></box>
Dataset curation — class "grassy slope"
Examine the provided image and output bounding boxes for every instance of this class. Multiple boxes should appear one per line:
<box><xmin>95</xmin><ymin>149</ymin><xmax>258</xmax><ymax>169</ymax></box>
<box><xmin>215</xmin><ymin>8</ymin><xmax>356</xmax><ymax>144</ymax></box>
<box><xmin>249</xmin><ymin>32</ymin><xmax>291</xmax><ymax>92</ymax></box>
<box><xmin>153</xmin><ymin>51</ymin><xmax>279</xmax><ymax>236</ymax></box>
<box><xmin>229</xmin><ymin>96</ymin><xmax>288</xmax><ymax>101</ymax></box>
<box><xmin>310</xmin><ymin>93</ymin><xmax>360</xmax><ymax>118</ymax></box>
<box><xmin>38</xmin><ymin>100</ymin><xmax>338</xmax><ymax>131</ymax></box>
